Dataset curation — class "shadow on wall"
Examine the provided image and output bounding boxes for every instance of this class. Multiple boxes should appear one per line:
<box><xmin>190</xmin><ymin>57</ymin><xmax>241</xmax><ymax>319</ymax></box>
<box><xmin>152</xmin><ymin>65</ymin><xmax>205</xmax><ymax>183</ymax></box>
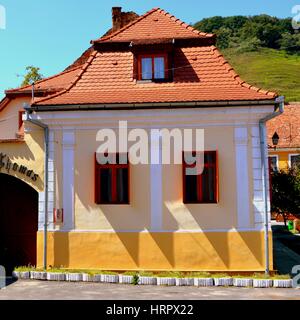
<box><xmin>0</xmin><ymin>135</ymin><xmax>44</xmax><ymax>191</ymax></box>
<box><xmin>173</xmin><ymin>48</ymin><xmax>200</xmax><ymax>83</ymax></box>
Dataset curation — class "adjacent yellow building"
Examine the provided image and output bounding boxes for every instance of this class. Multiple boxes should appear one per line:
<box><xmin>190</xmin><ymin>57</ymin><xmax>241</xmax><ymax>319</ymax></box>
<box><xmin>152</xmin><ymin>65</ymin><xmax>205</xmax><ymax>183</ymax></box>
<box><xmin>267</xmin><ymin>103</ymin><xmax>300</xmax><ymax>172</ymax></box>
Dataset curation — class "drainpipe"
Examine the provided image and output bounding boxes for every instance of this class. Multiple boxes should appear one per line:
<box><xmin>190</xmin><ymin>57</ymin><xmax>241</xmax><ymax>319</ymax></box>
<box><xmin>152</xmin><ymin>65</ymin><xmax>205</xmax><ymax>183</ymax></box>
<box><xmin>23</xmin><ymin>104</ymin><xmax>49</xmax><ymax>271</ymax></box>
<box><xmin>259</xmin><ymin>96</ymin><xmax>284</xmax><ymax>275</ymax></box>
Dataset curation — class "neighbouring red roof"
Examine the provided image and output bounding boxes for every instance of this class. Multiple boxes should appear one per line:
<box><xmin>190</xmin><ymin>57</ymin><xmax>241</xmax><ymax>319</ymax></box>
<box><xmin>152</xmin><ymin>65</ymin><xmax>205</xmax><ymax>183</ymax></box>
<box><xmin>0</xmin><ymin>66</ymin><xmax>82</xmax><ymax>112</ymax></box>
<box><xmin>33</xmin><ymin>8</ymin><xmax>277</xmax><ymax>107</ymax></box>
<box><xmin>267</xmin><ymin>103</ymin><xmax>300</xmax><ymax>149</ymax></box>
<box><xmin>5</xmin><ymin>66</ymin><xmax>82</xmax><ymax>95</ymax></box>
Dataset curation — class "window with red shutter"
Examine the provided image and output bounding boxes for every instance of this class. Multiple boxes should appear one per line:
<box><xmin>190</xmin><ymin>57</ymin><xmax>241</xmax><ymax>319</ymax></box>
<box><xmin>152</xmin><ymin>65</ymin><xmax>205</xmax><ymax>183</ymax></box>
<box><xmin>95</xmin><ymin>153</ymin><xmax>130</xmax><ymax>204</ymax></box>
<box><xmin>137</xmin><ymin>54</ymin><xmax>168</xmax><ymax>80</ymax></box>
<box><xmin>183</xmin><ymin>151</ymin><xmax>218</xmax><ymax>204</ymax></box>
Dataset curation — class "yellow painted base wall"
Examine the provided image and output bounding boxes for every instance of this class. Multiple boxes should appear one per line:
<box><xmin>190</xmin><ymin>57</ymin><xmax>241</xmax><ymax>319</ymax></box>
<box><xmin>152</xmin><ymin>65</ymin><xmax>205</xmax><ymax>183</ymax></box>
<box><xmin>37</xmin><ymin>231</ymin><xmax>273</xmax><ymax>272</ymax></box>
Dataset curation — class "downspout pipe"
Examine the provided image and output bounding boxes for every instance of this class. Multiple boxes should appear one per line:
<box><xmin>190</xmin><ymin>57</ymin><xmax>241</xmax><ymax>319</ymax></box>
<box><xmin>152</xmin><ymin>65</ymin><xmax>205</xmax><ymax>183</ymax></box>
<box><xmin>259</xmin><ymin>96</ymin><xmax>284</xmax><ymax>275</ymax></box>
<box><xmin>23</xmin><ymin>104</ymin><xmax>49</xmax><ymax>271</ymax></box>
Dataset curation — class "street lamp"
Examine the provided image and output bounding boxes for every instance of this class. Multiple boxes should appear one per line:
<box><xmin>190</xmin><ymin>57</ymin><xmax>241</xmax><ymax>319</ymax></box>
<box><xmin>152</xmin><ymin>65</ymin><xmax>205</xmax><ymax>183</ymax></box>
<box><xmin>272</xmin><ymin>132</ymin><xmax>280</xmax><ymax>149</ymax></box>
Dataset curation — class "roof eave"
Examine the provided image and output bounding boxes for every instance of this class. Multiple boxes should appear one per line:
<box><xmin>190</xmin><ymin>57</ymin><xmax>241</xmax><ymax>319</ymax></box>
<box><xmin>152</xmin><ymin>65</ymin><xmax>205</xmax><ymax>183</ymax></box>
<box><xmin>31</xmin><ymin>98</ymin><xmax>278</xmax><ymax>112</ymax></box>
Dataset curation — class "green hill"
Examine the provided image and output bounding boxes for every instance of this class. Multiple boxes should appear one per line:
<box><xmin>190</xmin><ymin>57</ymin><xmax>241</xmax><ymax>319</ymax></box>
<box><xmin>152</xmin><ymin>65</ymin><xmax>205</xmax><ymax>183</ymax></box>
<box><xmin>193</xmin><ymin>15</ymin><xmax>300</xmax><ymax>102</ymax></box>
<box><xmin>221</xmin><ymin>48</ymin><xmax>300</xmax><ymax>102</ymax></box>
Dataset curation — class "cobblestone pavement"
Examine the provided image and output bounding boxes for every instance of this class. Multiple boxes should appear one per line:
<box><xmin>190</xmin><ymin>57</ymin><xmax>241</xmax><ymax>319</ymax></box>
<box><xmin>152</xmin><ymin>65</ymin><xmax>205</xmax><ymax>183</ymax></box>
<box><xmin>0</xmin><ymin>280</ymin><xmax>299</xmax><ymax>300</ymax></box>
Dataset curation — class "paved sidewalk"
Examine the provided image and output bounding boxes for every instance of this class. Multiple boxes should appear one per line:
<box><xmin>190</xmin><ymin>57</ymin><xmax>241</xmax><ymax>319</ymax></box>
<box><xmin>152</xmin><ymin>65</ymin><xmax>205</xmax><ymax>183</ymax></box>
<box><xmin>0</xmin><ymin>280</ymin><xmax>299</xmax><ymax>300</ymax></box>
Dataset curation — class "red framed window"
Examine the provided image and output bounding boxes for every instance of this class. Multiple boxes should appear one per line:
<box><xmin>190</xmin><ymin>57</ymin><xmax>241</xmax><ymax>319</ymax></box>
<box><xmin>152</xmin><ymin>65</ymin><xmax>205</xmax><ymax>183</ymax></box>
<box><xmin>95</xmin><ymin>153</ymin><xmax>130</xmax><ymax>204</ymax></box>
<box><xmin>183</xmin><ymin>151</ymin><xmax>218</xmax><ymax>204</ymax></box>
<box><xmin>137</xmin><ymin>54</ymin><xmax>168</xmax><ymax>80</ymax></box>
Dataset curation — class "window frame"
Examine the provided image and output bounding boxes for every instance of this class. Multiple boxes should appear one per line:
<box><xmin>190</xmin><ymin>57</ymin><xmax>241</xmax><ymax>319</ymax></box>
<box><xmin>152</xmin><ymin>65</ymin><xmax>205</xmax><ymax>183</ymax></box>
<box><xmin>137</xmin><ymin>53</ymin><xmax>168</xmax><ymax>81</ymax></box>
<box><xmin>182</xmin><ymin>150</ymin><xmax>219</xmax><ymax>204</ymax></box>
<box><xmin>289</xmin><ymin>153</ymin><xmax>300</xmax><ymax>168</ymax></box>
<box><xmin>94</xmin><ymin>153</ymin><xmax>130</xmax><ymax>205</ymax></box>
<box><xmin>268</xmin><ymin>155</ymin><xmax>279</xmax><ymax>172</ymax></box>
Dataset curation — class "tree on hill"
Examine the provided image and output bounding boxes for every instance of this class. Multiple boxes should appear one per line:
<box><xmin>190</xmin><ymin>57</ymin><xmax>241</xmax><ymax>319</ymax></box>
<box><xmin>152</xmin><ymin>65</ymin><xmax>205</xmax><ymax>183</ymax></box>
<box><xmin>21</xmin><ymin>66</ymin><xmax>43</xmax><ymax>87</ymax></box>
<box><xmin>194</xmin><ymin>15</ymin><xmax>298</xmax><ymax>53</ymax></box>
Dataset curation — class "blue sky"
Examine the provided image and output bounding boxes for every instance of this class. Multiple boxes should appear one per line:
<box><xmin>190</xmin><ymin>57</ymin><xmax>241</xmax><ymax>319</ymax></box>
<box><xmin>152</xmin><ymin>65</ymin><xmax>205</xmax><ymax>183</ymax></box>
<box><xmin>0</xmin><ymin>0</ymin><xmax>297</xmax><ymax>98</ymax></box>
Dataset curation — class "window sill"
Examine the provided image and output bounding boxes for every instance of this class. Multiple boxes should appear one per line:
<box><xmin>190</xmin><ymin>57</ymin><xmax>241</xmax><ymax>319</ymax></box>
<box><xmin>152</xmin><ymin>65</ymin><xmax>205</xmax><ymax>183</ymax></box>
<box><xmin>95</xmin><ymin>202</ymin><xmax>130</xmax><ymax>205</ymax></box>
<box><xmin>183</xmin><ymin>201</ymin><xmax>218</xmax><ymax>204</ymax></box>
<box><xmin>136</xmin><ymin>79</ymin><xmax>172</xmax><ymax>84</ymax></box>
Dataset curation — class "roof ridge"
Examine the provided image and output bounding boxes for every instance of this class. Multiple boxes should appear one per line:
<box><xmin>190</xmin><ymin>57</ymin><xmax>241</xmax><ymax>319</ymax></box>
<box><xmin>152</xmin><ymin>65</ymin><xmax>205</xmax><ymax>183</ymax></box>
<box><xmin>93</xmin><ymin>8</ymin><xmax>159</xmax><ymax>43</ymax></box>
<box><xmin>211</xmin><ymin>46</ymin><xmax>277</xmax><ymax>98</ymax></box>
<box><xmin>32</xmin><ymin>51</ymin><xmax>98</xmax><ymax>105</ymax></box>
<box><xmin>93</xmin><ymin>7</ymin><xmax>214</xmax><ymax>43</ymax></box>
<box><xmin>158</xmin><ymin>8</ymin><xmax>214</xmax><ymax>38</ymax></box>
<box><xmin>6</xmin><ymin>65</ymin><xmax>83</xmax><ymax>94</ymax></box>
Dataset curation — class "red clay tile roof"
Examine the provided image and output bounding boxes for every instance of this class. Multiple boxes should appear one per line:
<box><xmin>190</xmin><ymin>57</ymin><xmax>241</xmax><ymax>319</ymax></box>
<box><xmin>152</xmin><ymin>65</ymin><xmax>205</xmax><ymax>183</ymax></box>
<box><xmin>267</xmin><ymin>103</ymin><xmax>300</xmax><ymax>149</ymax></box>
<box><xmin>33</xmin><ymin>45</ymin><xmax>277</xmax><ymax>107</ymax></box>
<box><xmin>5</xmin><ymin>66</ymin><xmax>82</xmax><ymax>95</ymax></box>
<box><xmin>0</xmin><ymin>66</ymin><xmax>82</xmax><ymax>112</ymax></box>
<box><xmin>93</xmin><ymin>8</ymin><xmax>214</xmax><ymax>43</ymax></box>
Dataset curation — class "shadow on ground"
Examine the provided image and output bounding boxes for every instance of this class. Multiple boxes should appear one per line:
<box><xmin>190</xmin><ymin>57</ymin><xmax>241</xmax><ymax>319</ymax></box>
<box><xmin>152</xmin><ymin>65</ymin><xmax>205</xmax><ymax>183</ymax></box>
<box><xmin>272</xmin><ymin>224</ymin><xmax>300</xmax><ymax>275</ymax></box>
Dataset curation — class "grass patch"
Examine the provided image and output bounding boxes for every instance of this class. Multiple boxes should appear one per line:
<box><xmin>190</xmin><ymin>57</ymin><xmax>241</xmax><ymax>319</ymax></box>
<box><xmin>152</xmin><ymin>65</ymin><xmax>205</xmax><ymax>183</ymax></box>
<box><xmin>122</xmin><ymin>271</ymin><xmax>138</xmax><ymax>276</ymax></box>
<box><xmin>14</xmin><ymin>266</ymin><xmax>36</xmax><ymax>272</ymax></box>
<box><xmin>271</xmin><ymin>274</ymin><xmax>291</xmax><ymax>280</ymax></box>
<box><xmin>156</xmin><ymin>271</ymin><xmax>185</xmax><ymax>278</ymax></box>
<box><xmin>138</xmin><ymin>271</ymin><xmax>155</xmax><ymax>277</ymax></box>
<box><xmin>222</xmin><ymin>48</ymin><xmax>300</xmax><ymax>102</ymax></box>
<box><xmin>211</xmin><ymin>273</ymin><xmax>232</xmax><ymax>278</ymax></box>
<box><xmin>187</xmin><ymin>272</ymin><xmax>212</xmax><ymax>278</ymax></box>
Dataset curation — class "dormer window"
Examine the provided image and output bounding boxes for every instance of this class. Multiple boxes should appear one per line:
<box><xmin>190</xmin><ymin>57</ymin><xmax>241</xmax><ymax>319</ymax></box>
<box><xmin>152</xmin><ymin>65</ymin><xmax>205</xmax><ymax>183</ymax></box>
<box><xmin>138</xmin><ymin>54</ymin><xmax>168</xmax><ymax>81</ymax></box>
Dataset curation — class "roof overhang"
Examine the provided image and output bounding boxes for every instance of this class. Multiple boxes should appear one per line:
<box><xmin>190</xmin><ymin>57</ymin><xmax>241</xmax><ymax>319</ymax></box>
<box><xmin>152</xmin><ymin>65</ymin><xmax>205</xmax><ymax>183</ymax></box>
<box><xmin>30</xmin><ymin>99</ymin><xmax>277</xmax><ymax>112</ymax></box>
<box><xmin>93</xmin><ymin>36</ymin><xmax>216</xmax><ymax>51</ymax></box>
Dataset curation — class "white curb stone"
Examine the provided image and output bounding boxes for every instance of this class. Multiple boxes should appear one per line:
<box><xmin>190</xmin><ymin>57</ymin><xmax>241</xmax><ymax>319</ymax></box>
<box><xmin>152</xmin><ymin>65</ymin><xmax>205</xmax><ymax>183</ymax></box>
<box><xmin>47</xmin><ymin>273</ymin><xmax>66</xmax><ymax>281</ymax></box>
<box><xmin>157</xmin><ymin>277</ymin><xmax>176</xmax><ymax>286</ymax></box>
<box><xmin>233</xmin><ymin>278</ymin><xmax>253</xmax><ymax>287</ymax></box>
<box><xmin>12</xmin><ymin>271</ymin><xmax>20</xmax><ymax>279</ymax></box>
<box><xmin>119</xmin><ymin>275</ymin><xmax>134</xmax><ymax>284</ymax></box>
<box><xmin>138</xmin><ymin>276</ymin><xmax>157</xmax><ymax>285</ymax></box>
<box><xmin>93</xmin><ymin>275</ymin><xmax>102</xmax><ymax>282</ymax></box>
<box><xmin>30</xmin><ymin>271</ymin><xmax>47</xmax><ymax>280</ymax></box>
<box><xmin>253</xmin><ymin>279</ymin><xmax>273</xmax><ymax>288</ymax></box>
<box><xmin>20</xmin><ymin>272</ymin><xmax>30</xmax><ymax>280</ymax></box>
<box><xmin>100</xmin><ymin>274</ymin><xmax>119</xmax><ymax>283</ymax></box>
<box><xmin>66</xmin><ymin>273</ymin><xmax>83</xmax><ymax>282</ymax></box>
<box><xmin>175</xmin><ymin>278</ymin><xmax>194</xmax><ymax>286</ymax></box>
<box><xmin>82</xmin><ymin>274</ymin><xmax>94</xmax><ymax>282</ymax></box>
<box><xmin>194</xmin><ymin>278</ymin><xmax>214</xmax><ymax>287</ymax></box>
<box><xmin>214</xmin><ymin>277</ymin><xmax>233</xmax><ymax>286</ymax></box>
<box><xmin>273</xmin><ymin>279</ymin><xmax>293</xmax><ymax>288</ymax></box>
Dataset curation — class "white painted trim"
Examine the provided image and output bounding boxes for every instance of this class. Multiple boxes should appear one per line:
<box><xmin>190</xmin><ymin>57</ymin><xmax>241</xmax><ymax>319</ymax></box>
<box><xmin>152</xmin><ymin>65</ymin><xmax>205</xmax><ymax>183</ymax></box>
<box><xmin>252</xmin><ymin>126</ymin><xmax>265</xmax><ymax>228</ymax></box>
<box><xmin>150</xmin><ymin>132</ymin><xmax>162</xmax><ymax>230</ymax></box>
<box><xmin>38</xmin><ymin>130</ymin><xmax>55</xmax><ymax>231</ymax></box>
<box><xmin>235</xmin><ymin>127</ymin><xmax>250</xmax><ymax>228</ymax></box>
<box><xmin>62</xmin><ymin>130</ymin><xmax>75</xmax><ymax>230</ymax></box>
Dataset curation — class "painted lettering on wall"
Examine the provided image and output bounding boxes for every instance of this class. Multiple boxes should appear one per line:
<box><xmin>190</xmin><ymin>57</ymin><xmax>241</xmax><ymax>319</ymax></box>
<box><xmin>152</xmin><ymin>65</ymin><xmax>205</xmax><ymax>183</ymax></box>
<box><xmin>0</xmin><ymin>152</ymin><xmax>39</xmax><ymax>182</ymax></box>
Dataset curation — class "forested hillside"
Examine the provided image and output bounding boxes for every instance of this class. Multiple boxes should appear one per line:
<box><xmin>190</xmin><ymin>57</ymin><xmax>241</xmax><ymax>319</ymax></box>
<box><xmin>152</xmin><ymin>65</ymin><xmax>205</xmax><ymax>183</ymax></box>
<box><xmin>194</xmin><ymin>15</ymin><xmax>300</xmax><ymax>101</ymax></box>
